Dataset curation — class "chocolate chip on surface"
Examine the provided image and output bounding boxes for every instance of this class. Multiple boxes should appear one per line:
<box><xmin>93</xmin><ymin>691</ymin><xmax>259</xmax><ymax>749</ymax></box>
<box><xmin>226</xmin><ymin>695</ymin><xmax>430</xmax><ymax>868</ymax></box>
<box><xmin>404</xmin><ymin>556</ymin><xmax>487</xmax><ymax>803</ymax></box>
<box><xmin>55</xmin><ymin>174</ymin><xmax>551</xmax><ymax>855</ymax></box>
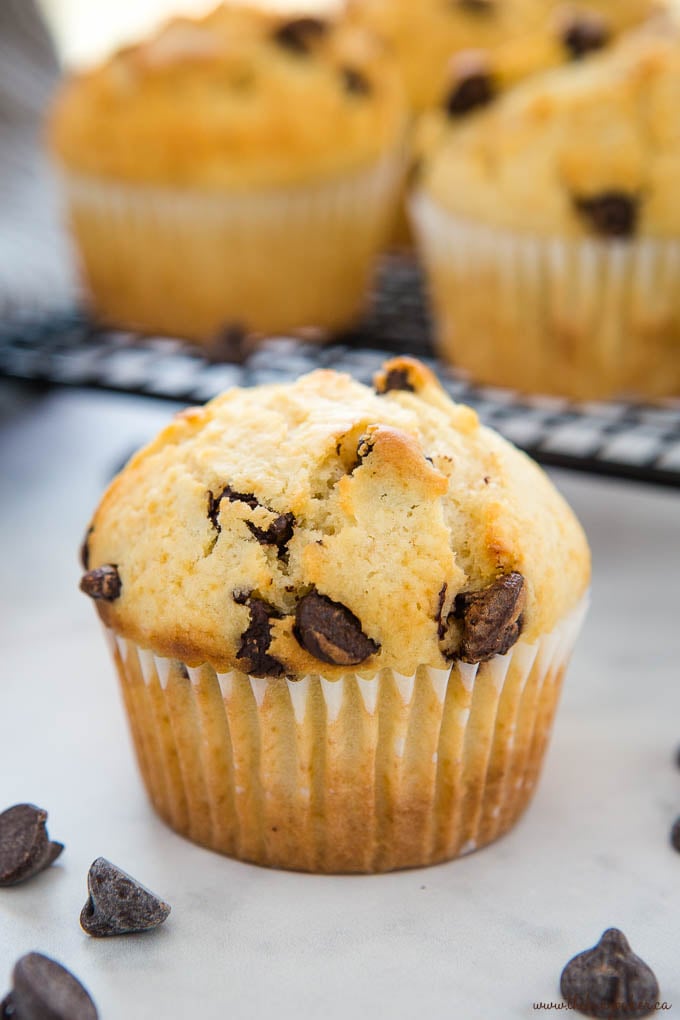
<box><xmin>79</xmin><ymin>565</ymin><xmax>121</xmax><ymax>602</ymax></box>
<box><xmin>80</xmin><ymin>858</ymin><xmax>171</xmax><ymax>937</ymax></box>
<box><xmin>236</xmin><ymin>596</ymin><xmax>285</xmax><ymax>678</ymax></box>
<box><xmin>445</xmin><ymin>54</ymin><xmax>495</xmax><ymax>117</ymax></box>
<box><xmin>670</xmin><ymin>817</ymin><xmax>680</xmax><ymax>853</ymax></box>
<box><xmin>562</xmin><ymin>14</ymin><xmax>610</xmax><ymax>60</ymax></box>
<box><xmin>2</xmin><ymin>953</ymin><xmax>98</xmax><ymax>1020</ymax></box>
<box><xmin>294</xmin><ymin>591</ymin><xmax>379</xmax><ymax>667</ymax></box>
<box><xmin>376</xmin><ymin>367</ymin><xmax>416</xmax><ymax>394</ymax></box>
<box><xmin>441</xmin><ymin>572</ymin><xmax>526</xmax><ymax>663</ymax></box>
<box><xmin>574</xmin><ymin>192</ymin><xmax>639</xmax><ymax>238</ymax></box>
<box><xmin>0</xmin><ymin>804</ymin><xmax>63</xmax><ymax>887</ymax></box>
<box><xmin>273</xmin><ymin>17</ymin><xmax>328</xmax><ymax>54</ymax></box>
<box><xmin>208</xmin><ymin>487</ymin><xmax>295</xmax><ymax>552</ymax></box>
<box><xmin>560</xmin><ymin>929</ymin><xmax>660</xmax><ymax>1019</ymax></box>
<box><xmin>341</xmin><ymin>66</ymin><xmax>371</xmax><ymax>96</ymax></box>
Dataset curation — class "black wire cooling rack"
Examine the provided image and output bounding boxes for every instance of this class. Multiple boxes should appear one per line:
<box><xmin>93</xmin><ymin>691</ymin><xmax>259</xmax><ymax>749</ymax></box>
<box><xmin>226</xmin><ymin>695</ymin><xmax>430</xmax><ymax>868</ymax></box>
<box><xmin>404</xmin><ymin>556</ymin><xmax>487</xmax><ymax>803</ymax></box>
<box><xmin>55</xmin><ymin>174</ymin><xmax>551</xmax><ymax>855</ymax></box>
<box><xmin>2</xmin><ymin>256</ymin><xmax>680</xmax><ymax>489</ymax></box>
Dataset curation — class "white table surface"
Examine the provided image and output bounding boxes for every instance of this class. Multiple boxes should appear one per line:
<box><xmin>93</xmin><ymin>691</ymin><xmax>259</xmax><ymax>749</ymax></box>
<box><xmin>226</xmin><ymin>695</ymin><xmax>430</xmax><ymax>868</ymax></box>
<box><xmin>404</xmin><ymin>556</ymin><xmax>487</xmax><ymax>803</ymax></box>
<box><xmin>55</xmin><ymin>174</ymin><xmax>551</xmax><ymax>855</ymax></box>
<box><xmin>1</xmin><ymin>382</ymin><xmax>679</xmax><ymax>1020</ymax></box>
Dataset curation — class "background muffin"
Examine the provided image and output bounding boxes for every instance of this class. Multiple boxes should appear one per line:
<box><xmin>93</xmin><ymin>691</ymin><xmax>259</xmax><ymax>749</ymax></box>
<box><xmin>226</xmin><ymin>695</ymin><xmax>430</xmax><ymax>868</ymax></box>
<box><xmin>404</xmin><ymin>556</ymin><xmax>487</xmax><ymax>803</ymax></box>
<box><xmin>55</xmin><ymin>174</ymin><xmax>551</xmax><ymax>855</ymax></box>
<box><xmin>49</xmin><ymin>5</ymin><xmax>406</xmax><ymax>343</ymax></box>
<box><xmin>80</xmin><ymin>357</ymin><xmax>590</xmax><ymax>873</ymax></box>
<box><xmin>411</xmin><ymin>25</ymin><xmax>680</xmax><ymax>400</ymax></box>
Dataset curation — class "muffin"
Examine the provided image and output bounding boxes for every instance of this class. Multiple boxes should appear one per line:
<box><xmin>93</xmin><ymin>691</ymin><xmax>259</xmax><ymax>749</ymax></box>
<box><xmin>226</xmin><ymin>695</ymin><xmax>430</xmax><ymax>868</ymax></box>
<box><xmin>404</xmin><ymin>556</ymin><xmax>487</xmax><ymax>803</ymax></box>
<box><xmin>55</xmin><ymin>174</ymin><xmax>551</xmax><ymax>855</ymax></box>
<box><xmin>49</xmin><ymin>6</ymin><xmax>405</xmax><ymax>343</ymax></box>
<box><xmin>79</xmin><ymin>357</ymin><xmax>590</xmax><ymax>873</ymax></box>
<box><xmin>411</xmin><ymin>26</ymin><xmax>680</xmax><ymax>400</ymax></box>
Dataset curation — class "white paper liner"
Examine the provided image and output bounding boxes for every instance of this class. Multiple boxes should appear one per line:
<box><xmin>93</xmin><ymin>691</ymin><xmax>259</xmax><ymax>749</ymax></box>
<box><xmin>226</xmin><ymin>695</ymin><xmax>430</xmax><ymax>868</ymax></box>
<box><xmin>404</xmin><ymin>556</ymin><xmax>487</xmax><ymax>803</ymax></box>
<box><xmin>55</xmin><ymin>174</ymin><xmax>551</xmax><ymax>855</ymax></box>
<box><xmin>59</xmin><ymin>150</ymin><xmax>404</xmax><ymax>341</ymax></box>
<box><xmin>105</xmin><ymin>595</ymin><xmax>588</xmax><ymax>873</ymax></box>
<box><xmin>410</xmin><ymin>192</ymin><xmax>680</xmax><ymax>400</ymax></box>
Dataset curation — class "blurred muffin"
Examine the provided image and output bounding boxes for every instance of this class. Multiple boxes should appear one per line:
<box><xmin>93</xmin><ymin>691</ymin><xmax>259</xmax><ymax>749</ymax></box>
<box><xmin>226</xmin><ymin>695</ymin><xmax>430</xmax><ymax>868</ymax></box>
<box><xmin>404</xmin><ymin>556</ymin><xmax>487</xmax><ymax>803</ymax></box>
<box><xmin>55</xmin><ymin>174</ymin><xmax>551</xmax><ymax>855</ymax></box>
<box><xmin>411</xmin><ymin>25</ymin><xmax>680</xmax><ymax>400</ymax></box>
<box><xmin>79</xmin><ymin>357</ymin><xmax>590</xmax><ymax>873</ymax></box>
<box><xmin>49</xmin><ymin>5</ymin><xmax>406</xmax><ymax>343</ymax></box>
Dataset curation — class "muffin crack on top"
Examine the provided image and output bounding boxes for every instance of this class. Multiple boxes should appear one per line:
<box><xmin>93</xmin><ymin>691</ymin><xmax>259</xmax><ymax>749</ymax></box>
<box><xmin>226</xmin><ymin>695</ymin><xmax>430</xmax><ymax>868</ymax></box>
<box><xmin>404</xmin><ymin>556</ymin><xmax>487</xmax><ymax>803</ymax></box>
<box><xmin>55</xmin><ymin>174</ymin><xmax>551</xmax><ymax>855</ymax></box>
<box><xmin>80</xmin><ymin>358</ymin><xmax>590</xmax><ymax>680</ymax></box>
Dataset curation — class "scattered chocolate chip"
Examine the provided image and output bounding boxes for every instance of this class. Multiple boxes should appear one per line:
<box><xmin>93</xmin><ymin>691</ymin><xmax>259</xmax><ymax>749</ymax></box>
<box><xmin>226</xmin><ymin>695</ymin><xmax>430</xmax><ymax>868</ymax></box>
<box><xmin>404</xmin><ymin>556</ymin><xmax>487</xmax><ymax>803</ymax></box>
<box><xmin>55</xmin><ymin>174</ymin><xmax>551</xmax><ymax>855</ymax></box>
<box><xmin>294</xmin><ymin>591</ymin><xmax>379</xmax><ymax>667</ymax></box>
<box><xmin>355</xmin><ymin>433</ymin><xmax>376</xmax><ymax>465</ymax></box>
<box><xmin>79</xmin><ymin>527</ymin><xmax>93</xmax><ymax>571</ymax></box>
<box><xmin>442</xmin><ymin>571</ymin><xmax>526</xmax><ymax>663</ymax></box>
<box><xmin>236</xmin><ymin>596</ymin><xmax>285</xmax><ymax>678</ymax></box>
<box><xmin>563</xmin><ymin>14</ymin><xmax>610</xmax><ymax>60</ymax></box>
<box><xmin>273</xmin><ymin>17</ymin><xmax>328</xmax><ymax>54</ymax></box>
<box><xmin>560</xmin><ymin>929</ymin><xmax>660</xmax><ymax>1019</ymax></box>
<box><xmin>206</xmin><ymin>323</ymin><xmax>252</xmax><ymax>365</ymax></box>
<box><xmin>80</xmin><ymin>858</ymin><xmax>171</xmax><ymax>937</ymax></box>
<box><xmin>341</xmin><ymin>67</ymin><xmax>371</xmax><ymax>96</ymax></box>
<box><xmin>670</xmin><ymin>817</ymin><xmax>680</xmax><ymax>853</ymax></box>
<box><xmin>574</xmin><ymin>192</ymin><xmax>639</xmax><ymax>238</ymax></box>
<box><xmin>0</xmin><ymin>804</ymin><xmax>63</xmax><ymax>887</ymax></box>
<box><xmin>79</xmin><ymin>565</ymin><xmax>121</xmax><ymax>602</ymax></box>
<box><xmin>376</xmin><ymin>367</ymin><xmax>416</xmax><ymax>394</ymax></box>
<box><xmin>445</xmin><ymin>57</ymin><xmax>495</xmax><ymax>117</ymax></box>
<box><xmin>1</xmin><ymin>953</ymin><xmax>98</xmax><ymax>1020</ymax></box>
<box><xmin>208</xmin><ymin>487</ymin><xmax>295</xmax><ymax>553</ymax></box>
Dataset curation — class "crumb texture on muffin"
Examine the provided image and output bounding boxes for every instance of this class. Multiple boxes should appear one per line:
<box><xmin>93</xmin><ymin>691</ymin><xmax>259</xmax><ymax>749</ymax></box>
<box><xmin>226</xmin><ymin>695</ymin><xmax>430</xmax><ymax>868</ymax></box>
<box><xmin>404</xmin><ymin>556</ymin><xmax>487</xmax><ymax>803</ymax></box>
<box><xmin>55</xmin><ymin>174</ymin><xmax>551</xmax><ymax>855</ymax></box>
<box><xmin>49</xmin><ymin>5</ymin><xmax>405</xmax><ymax>188</ymax></box>
<box><xmin>83</xmin><ymin>359</ymin><xmax>590</xmax><ymax>677</ymax></box>
<box><xmin>419</xmin><ymin>24</ymin><xmax>680</xmax><ymax>236</ymax></box>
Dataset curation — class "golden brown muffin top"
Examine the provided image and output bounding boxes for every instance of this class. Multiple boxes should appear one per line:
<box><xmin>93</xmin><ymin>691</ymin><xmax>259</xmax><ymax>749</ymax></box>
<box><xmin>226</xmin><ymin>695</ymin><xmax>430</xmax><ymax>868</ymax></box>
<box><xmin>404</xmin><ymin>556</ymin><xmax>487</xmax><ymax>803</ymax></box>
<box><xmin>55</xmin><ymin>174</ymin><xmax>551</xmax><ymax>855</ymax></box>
<box><xmin>80</xmin><ymin>358</ymin><xmax>590</xmax><ymax>679</ymax></box>
<box><xmin>417</xmin><ymin>22</ymin><xmax>680</xmax><ymax>238</ymax></box>
<box><xmin>49</xmin><ymin>4</ymin><xmax>405</xmax><ymax>189</ymax></box>
<box><xmin>347</xmin><ymin>0</ymin><xmax>661</xmax><ymax>113</ymax></box>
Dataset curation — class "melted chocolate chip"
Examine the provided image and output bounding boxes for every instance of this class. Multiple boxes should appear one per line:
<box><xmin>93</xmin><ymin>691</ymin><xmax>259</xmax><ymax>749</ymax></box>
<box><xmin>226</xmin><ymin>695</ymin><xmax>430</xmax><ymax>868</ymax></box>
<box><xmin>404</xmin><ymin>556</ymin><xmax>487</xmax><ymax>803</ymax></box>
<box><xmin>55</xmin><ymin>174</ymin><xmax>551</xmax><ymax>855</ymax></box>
<box><xmin>445</xmin><ymin>67</ymin><xmax>495</xmax><ymax>117</ymax></box>
<box><xmin>273</xmin><ymin>17</ymin><xmax>328</xmax><ymax>54</ymax></box>
<box><xmin>208</xmin><ymin>488</ymin><xmax>295</xmax><ymax>553</ymax></box>
<box><xmin>376</xmin><ymin>367</ymin><xmax>416</xmax><ymax>394</ymax></box>
<box><xmin>574</xmin><ymin>192</ymin><xmax>639</xmax><ymax>238</ymax></box>
<box><xmin>2</xmin><ymin>953</ymin><xmax>98</xmax><ymax>1020</ymax></box>
<box><xmin>441</xmin><ymin>572</ymin><xmax>526</xmax><ymax>664</ymax></box>
<box><xmin>560</xmin><ymin>929</ymin><xmax>660</xmax><ymax>1019</ymax></box>
<box><xmin>436</xmin><ymin>584</ymin><xmax>448</xmax><ymax>641</ymax></box>
<box><xmin>80</xmin><ymin>858</ymin><xmax>171</xmax><ymax>937</ymax></box>
<box><xmin>79</xmin><ymin>565</ymin><xmax>121</xmax><ymax>602</ymax></box>
<box><xmin>79</xmin><ymin>526</ymin><xmax>93</xmax><ymax>571</ymax></box>
<box><xmin>563</xmin><ymin>15</ymin><xmax>610</xmax><ymax>60</ymax></box>
<box><xmin>294</xmin><ymin>591</ymin><xmax>379</xmax><ymax>667</ymax></box>
<box><xmin>341</xmin><ymin>67</ymin><xmax>371</xmax><ymax>96</ymax></box>
<box><xmin>236</xmin><ymin>596</ymin><xmax>285</xmax><ymax>678</ymax></box>
<box><xmin>0</xmin><ymin>804</ymin><xmax>63</xmax><ymax>887</ymax></box>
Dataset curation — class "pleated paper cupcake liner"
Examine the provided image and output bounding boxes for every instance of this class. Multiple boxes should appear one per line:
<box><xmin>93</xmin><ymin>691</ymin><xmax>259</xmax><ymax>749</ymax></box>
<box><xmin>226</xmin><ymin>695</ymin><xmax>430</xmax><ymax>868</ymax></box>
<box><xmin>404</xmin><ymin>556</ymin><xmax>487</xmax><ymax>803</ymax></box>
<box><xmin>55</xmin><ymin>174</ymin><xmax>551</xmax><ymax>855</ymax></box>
<box><xmin>411</xmin><ymin>192</ymin><xmax>680</xmax><ymax>401</ymax></box>
<box><xmin>104</xmin><ymin>595</ymin><xmax>588</xmax><ymax>874</ymax></box>
<box><xmin>59</xmin><ymin>150</ymin><xmax>404</xmax><ymax>343</ymax></box>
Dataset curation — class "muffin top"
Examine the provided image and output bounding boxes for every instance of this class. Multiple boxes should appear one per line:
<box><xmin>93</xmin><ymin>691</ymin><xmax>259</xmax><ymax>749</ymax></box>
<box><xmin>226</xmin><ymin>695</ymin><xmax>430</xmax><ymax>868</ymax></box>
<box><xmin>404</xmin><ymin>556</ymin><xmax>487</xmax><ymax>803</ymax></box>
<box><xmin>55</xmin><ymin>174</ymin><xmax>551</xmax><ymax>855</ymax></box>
<box><xmin>80</xmin><ymin>358</ymin><xmax>590</xmax><ymax>679</ymax></box>
<box><xmin>347</xmin><ymin>0</ymin><xmax>660</xmax><ymax>114</ymax></box>
<box><xmin>417</xmin><ymin>25</ymin><xmax>680</xmax><ymax>237</ymax></box>
<box><xmin>49</xmin><ymin>5</ymin><xmax>405</xmax><ymax>189</ymax></box>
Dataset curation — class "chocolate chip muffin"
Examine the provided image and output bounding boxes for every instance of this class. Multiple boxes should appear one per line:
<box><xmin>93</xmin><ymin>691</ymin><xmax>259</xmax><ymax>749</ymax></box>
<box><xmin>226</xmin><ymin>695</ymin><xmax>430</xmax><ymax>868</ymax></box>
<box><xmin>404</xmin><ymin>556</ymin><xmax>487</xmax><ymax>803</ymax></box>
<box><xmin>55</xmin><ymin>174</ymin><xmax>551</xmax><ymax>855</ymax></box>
<box><xmin>411</xmin><ymin>23</ymin><xmax>680</xmax><ymax>399</ymax></box>
<box><xmin>49</xmin><ymin>5</ymin><xmax>405</xmax><ymax>343</ymax></box>
<box><xmin>80</xmin><ymin>358</ymin><xmax>590</xmax><ymax>873</ymax></box>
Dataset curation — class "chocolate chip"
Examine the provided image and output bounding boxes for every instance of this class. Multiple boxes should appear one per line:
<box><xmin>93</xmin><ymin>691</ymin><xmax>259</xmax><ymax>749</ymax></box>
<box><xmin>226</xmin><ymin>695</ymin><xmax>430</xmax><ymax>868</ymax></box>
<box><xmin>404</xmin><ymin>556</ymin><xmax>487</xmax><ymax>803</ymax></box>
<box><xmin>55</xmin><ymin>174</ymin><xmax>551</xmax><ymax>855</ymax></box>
<box><xmin>341</xmin><ymin>67</ymin><xmax>371</xmax><ymax>96</ymax></box>
<box><xmin>563</xmin><ymin>14</ymin><xmax>610</xmax><ymax>60</ymax></box>
<box><xmin>79</xmin><ymin>527</ymin><xmax>93</xmax><ymax>571</ymax></box>
<box><xmin>236</xmin><ymin>596</ymin><xmax>285</xmax><ymax>678</ymax></box>
<box><xmin>206</xmin><ymin>323</ymin><xmax>252</xmax><ymax>365</ymax></box>
<box><xmin>0</xmin><ymin>804</ymin><xmax>63</xmax><ymax>887</ymax></box>
<box><xmin>294</xmin><ymin>591</ymin><xmax>379</xmax><ymax>667</ymax></box>
<box><xmin>574</xmin><ymin>192</ymin><xmax>639</xmax><ymax>238</ymax></box>
<box><xmin>436</xmin><ymin>584</ymin><xmax>448</xmax><ymax>641</ymax></box>
<box><xmin>560</xmin><ymin>929</ymin><xmax>660</xmax><ymax>1019</ymax></box>
<box><xmin>79</xmin><ymin>565</ymin><xmax>121</xmax><ymax>602</ymax></box>
<box><xmin>2</xmin><ymin>953</ymin><xmax>98</xmax><ymax>1020</ymax></box>
<box><xmin>670</xmin><ymin>817</ymin><xmax>680</xmax><ymax>853</ymax></box>
<box><xmin>208</xmin><ymin>487</ymin><xmax>295</xmax><ymax>553</ymax></box>
<box><xmin>376</xmin><ymin>367</ymin><xmax>416</xmax><ymax>394</ymax></box>
<box><xmin>442</xmin><ymin>572</ymin><xmax>526</xmax><ymax>663</ymax></box>
<box><xmin>273</xmin><ymin>17</ymin><xmax>328</xmax><ymax>54</ymax></box>
<box><xmin>445</xmin><ymin>64</ymin><xmax>495</xmax><ymax>117</ymax></box>
<box><xmin>80</xmin><ymin>857</ymin><xmax>171</xmax><ymax>937</ymax></box>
